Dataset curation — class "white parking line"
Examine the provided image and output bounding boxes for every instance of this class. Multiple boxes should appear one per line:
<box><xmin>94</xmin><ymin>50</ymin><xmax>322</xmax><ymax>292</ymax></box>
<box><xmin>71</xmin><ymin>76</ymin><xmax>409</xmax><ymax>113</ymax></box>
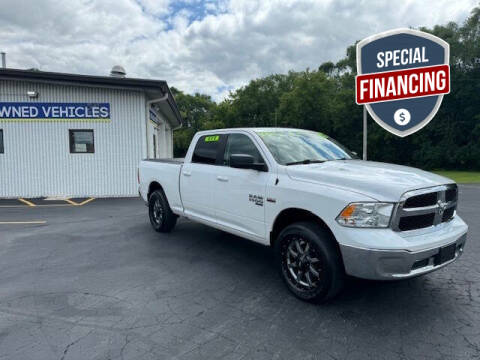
<box><xmin>0</xmin><ymin>221</ymin><xmax>47</xmax><ymax>225</ymax></box>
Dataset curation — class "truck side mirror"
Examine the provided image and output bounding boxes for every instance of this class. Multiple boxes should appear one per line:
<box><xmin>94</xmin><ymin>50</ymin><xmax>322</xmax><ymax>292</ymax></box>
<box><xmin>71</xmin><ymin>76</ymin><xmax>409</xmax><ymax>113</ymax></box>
<box><xmin>230</xmin><ymin>154</ymin><xmax>267</xmax><ymax>171</ymax></box>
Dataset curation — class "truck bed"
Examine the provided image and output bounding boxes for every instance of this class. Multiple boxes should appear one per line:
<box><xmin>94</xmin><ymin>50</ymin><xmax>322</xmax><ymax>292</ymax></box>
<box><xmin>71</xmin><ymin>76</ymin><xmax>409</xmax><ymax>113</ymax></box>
<box><xmin>139</xmin><ymin>158</ymin><xmax>185</xmax><ymax>213</ymax></box>
<box><xmin>142</xmin><ymin>158</ymin><xmax>184</xmax><ymax>164</ymax></box>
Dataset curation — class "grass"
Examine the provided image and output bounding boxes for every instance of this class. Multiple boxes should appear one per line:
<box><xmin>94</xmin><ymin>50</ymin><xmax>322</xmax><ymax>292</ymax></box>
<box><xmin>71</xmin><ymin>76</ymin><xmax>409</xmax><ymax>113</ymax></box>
<box><xmin>431</xmin><ymin>170</ymin><xmax>480</xmax><ymax>184</ymax></box>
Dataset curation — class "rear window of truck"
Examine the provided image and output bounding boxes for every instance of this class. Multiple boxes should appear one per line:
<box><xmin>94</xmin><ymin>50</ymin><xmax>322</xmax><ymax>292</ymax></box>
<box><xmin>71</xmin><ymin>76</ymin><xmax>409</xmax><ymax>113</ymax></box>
<box><xmin>192</xmin><ymin>134</ymin><xmax>224</xmax><ymax>165</ymax></box>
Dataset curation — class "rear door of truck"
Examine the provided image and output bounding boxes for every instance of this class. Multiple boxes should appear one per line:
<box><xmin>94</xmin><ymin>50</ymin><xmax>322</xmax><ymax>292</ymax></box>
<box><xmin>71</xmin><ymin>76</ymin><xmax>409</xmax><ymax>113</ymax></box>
<box><xmin>180</xmin><ymin>133</ymin><xmax>227</xmax><ymax>224</ymax></box>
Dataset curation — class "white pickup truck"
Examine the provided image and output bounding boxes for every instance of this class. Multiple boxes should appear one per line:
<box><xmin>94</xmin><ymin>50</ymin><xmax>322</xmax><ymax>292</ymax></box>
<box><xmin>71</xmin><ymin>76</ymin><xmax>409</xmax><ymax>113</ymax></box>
<box><xmin>138</xmin><ymin>128</ymin><xmax>468</xmax><ymax>302</ymax></box>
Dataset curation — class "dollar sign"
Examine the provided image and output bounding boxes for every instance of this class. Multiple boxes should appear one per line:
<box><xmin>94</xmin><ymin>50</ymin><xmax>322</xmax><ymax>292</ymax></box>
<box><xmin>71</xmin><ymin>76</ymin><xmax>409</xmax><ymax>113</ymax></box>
<box><xmin>399</xmin><ymin>112</ymin><xmax>405</xmax><ymax>122</ymax></box>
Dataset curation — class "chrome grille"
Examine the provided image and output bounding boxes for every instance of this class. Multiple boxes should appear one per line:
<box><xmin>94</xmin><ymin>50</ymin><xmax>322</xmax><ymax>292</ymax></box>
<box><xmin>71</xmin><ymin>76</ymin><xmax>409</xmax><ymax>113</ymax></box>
<box><xmin>392</xmin><ymin>184</ymin><xmax>458</xmax><ymax>232</ymax></box>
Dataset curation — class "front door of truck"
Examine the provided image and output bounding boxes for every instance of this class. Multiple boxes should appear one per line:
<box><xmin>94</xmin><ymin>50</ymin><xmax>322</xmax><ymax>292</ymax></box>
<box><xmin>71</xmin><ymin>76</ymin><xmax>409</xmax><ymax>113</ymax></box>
<box><xmin>180</xmin><ymin>134</ymin><xmax>226</xmax><ymax>224</ymax></box>
<box><xmin>213</xmin><ymin>132</ymin><xmax>271</xmax><ymax>239</ymax></box>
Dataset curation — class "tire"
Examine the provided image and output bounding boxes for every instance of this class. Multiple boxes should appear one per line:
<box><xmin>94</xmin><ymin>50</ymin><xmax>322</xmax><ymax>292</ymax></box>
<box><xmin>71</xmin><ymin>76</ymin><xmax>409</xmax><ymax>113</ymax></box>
<box><xmin>274</xmin><ymin>221</ymin><xmax>345</xmax><ymax>303</ymax></box>
<box><xmin>148</xmin><ymin>189</ymin><xmax>177</xmax><ymax>233</ymax></box>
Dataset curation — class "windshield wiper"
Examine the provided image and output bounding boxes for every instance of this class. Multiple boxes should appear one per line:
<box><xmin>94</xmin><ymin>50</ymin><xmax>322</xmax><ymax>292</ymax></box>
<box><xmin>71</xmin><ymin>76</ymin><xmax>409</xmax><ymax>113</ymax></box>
<box><xmin>285</xmin><ymin>159</ymin><xmax>326</xmax><ymax>166</ymax></box>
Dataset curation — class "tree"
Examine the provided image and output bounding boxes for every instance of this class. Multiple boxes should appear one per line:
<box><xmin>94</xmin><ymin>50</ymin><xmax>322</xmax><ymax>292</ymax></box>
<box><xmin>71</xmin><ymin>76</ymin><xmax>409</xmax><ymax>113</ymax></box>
<box><xmin>171</xmin><ymin>88</ymin><xmax>219</xmax><ymax>157</ymax></box>
<box><xmin>172</xmin><ymin>6</ymin><xmax>480</xmax><ymax>170</ymax></box>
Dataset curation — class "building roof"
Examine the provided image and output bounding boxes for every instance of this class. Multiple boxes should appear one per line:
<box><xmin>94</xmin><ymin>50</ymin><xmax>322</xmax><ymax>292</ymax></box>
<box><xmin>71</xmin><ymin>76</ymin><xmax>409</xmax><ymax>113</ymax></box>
<box><xmin>0</xmin><ymin>68</ymin><xmax>183</xmax><ymax>127</ymax></box>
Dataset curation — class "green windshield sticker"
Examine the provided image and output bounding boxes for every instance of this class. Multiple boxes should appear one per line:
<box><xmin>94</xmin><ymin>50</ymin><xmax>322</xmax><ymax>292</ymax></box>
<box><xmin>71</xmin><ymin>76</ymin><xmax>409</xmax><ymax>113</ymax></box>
<box><xmin>205</xmin><ymin>135</ymin><xmax>219</xmax><ymax>142</ymax></box>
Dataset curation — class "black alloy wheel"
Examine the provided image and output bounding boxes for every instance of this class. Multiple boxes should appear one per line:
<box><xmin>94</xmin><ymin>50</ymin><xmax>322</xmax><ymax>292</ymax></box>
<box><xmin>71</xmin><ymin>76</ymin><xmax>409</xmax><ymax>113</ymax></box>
<box><xmin>275</xmin><ymin>222</ymin><xmax>345</xmax><ymax>302</ymax></box>
<box><xmin>282</xmin><ymin>236</ymin><xmax>323</xmax><ymax>291</ymax></box>
<box><xmin>152</xmin><ymin>196</ymin><xmax>164</xmax><ymax>225</ymax></box>
<box><xmin>148</xmin><ymin>189</ymin><xmax>177</xmax><ymax>233</ymax></box>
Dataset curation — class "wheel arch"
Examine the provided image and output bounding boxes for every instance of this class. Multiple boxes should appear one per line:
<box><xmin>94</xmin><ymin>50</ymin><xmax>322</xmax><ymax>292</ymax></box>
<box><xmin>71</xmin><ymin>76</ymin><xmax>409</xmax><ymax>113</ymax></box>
<box><xmin>270</xmin><ymin>208</ymin><xmax>338</xmax><ymax>248</ymax></box>
<box><xmin>147</xmin><ymin>181</ymin><xmax>164</xmax><ymax>200</ymax></box>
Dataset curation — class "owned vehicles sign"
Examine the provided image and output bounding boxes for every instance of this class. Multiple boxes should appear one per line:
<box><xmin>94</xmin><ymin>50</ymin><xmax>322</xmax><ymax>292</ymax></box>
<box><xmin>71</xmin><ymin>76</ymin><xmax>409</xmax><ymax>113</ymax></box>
<box><xmin>0</xmin><ymin>102</ymin><xmax>110</xmax><ymax>122</ymax></box>
<box><xmin>356</xmin><ymin>28</ymin><xmax>450</xmax><ymax>137</ymax></box>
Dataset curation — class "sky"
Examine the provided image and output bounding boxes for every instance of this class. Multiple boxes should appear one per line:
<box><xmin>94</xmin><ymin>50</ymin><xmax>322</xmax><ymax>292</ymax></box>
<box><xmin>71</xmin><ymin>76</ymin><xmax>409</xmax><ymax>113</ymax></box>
<box><xmin>0</xmin><ymin>0</ymin><xmax>478</xmax><ymax>101</ymax></box>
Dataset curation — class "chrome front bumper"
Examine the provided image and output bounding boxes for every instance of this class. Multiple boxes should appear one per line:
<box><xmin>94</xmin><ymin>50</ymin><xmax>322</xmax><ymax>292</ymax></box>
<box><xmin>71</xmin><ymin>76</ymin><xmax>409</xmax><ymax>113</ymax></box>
<box><xmin>340</xmin><ymin>233</ymin><xmax>467</xmax><ymax>280</ymax></box>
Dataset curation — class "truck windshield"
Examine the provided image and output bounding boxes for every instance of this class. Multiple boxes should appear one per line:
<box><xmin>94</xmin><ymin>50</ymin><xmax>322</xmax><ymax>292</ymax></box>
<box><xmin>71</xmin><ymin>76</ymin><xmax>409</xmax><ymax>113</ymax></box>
<box><xmin>255</xmin><ymin>129</ymin><xmax>357</xmax><ymax>165</ymax></box>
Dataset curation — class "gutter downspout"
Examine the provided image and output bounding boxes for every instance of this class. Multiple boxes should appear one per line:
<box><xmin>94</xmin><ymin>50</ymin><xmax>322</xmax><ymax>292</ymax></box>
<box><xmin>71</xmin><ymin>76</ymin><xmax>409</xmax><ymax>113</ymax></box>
<box><xmin>168</xmin><ymin>96</ymin><xmax>182</xmax><ymax>131</ymax></box>
<box><xmin>172</xmin><ymin>112</ymin><xmax>182</xmax><ymax>131</ymax></box>
<box><xmin>145</xmin><ymin>93</ymin><xmax>168</xmax><ymax>159</ymax></box>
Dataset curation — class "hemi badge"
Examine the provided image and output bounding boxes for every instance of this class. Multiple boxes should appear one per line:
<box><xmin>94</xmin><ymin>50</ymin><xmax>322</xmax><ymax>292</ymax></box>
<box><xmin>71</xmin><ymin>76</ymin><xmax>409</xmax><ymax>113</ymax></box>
<box><xmin>267</xmin><ymin>198</ymin><xmax>276</xmax><ymax>203</ymax></box>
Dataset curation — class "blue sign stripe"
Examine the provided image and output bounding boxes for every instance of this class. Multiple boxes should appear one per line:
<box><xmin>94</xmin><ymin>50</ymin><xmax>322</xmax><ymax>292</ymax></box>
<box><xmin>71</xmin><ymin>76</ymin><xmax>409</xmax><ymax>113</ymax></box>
<box><xmin>149</xmin><ymin>109</ymin><xmax>160</xmax><ymax>124</ymax></box>
<box><xmin>0</xmin><ymin>102</ymin><xmax>110</xmax><ymax>119</ymax></box>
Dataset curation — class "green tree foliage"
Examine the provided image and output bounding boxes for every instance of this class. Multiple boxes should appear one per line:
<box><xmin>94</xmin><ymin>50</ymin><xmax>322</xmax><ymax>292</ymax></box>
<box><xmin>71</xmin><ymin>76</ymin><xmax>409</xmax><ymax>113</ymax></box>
<box><xmin>170</xmin><ymin>87</ymin><xmax>218</xmax><ymax>156</ymax></box>
<box><xmin>172</xmin><ymin>7</ymin><xmax>480</xmax><ymax>170</ymax></box>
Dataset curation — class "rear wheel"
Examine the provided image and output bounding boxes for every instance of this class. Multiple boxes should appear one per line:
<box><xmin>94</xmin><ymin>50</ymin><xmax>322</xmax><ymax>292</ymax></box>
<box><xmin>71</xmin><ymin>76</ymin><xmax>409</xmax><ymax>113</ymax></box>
<box><xmin>274</xmin><ymin>221</ymin><xmax>344</xmax><ymax>302</ymax></box>
<box><xmin>148</xmin><ymin>190</ymin><xmax>177</xmax><ymax>233</ymax></box>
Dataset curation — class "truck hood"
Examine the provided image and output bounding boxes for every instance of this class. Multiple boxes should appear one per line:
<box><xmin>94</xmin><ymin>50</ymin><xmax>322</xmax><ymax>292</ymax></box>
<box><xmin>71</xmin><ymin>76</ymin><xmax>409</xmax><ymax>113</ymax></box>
<box><xmin>286</xmin><ymin>160</ymin><xmax>454</xmax><ymax>201</ymax></box>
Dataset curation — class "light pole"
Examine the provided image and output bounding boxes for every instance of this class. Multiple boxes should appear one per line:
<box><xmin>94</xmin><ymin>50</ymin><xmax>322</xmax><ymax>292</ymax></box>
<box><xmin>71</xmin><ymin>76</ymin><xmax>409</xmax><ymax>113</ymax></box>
<box><xmin>363</xmin><ymin>106</ymin><xmax>367</xmax><ymax>160</ymax></box>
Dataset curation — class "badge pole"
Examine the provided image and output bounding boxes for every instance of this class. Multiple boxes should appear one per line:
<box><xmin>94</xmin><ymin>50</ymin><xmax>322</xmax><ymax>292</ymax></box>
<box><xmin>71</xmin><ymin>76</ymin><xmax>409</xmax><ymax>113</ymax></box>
<box><xmin>363</xmin><ymin>105</ymin><xmax>367</xmax><ymax>161</ymax></box>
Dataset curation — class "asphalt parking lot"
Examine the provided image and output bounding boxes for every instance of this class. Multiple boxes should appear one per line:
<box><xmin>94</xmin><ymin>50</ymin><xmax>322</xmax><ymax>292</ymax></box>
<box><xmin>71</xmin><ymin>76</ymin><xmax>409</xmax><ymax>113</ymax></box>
<box><xmin>0</xmin><ymin>185</ymin><xmax>479</xmax><ymax>360</ymax></box>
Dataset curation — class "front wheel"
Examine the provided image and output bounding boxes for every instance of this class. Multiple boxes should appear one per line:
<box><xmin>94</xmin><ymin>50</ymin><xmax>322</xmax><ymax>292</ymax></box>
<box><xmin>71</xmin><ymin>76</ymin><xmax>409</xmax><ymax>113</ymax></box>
<box><xmin>274</xmin><ymin>221</ymin><xmax>345</xmax><ymax>303</ymax></box>
<box><xmin>148</xmin><ymin>190</ymin><xmax>177</xmax><ymax>233</ymax></box>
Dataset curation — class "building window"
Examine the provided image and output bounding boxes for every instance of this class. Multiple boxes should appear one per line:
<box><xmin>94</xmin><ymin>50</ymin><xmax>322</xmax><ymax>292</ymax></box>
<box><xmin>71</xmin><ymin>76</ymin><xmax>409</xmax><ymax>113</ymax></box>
<box><xmin>153</xmin><ymin>134</ymin><xmax>157</xmax><ymax>159</ymax></box>
<box><xmin>69</xmin><ymin>130</ymin><xmax>94</xmax><ymax>153</ymax></box>
<box><xmin>0</xmin><ymin>130</ymin><xmax>3</xmax><ymax>154</ymax></box>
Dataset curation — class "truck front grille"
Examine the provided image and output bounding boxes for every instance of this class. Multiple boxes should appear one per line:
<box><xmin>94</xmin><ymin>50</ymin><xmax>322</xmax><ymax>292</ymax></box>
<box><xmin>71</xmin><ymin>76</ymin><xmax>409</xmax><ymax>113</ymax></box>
<box><xmin>392</xmin><ymin>184</ymin><xmax>457</xmax><ymax>232</ymax></box>
<box><xmin>403</xmin><ymin>192</ymin><xmax>437</xmax><ymax>208</ymax></box>
<box><xmin>398</xmin><ymin>213</ymin><xmax>436</xmax><ymax>231</ymax></box>
<box><xmin>442</xmin><ymin>207</ymin><xmax>455</xmax><ymax>222</ymax></box>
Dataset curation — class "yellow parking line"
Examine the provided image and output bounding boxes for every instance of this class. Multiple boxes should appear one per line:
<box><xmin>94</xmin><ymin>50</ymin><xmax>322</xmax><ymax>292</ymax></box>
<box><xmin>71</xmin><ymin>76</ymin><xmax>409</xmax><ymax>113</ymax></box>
<box><xmin>78</xmin><ymin>198</ymin><xmax>95</xmax><ymax>206</ymax></box>
<box><xmin>1</xmin><ymin>198</ymin><xmax>95</xmax><ymax>208</ymax></box>
<box><xmin>18</xmin><ymin>198</ymin><xmax>36</xmax><ymax>207</ymax></box>
<box><xmin>22</xmin><ymin>204</ymin><xmax>71</xmax><ymax>208</ymax></box>
<box><xmin>0</xmin><ymin>221</ymin><xmax>46</xmax><ymax>225</ymax></box>
<box><xmin>0</xmin><ymin>204</ymin><xmax>78</xmax><ymax>208</ymax></box>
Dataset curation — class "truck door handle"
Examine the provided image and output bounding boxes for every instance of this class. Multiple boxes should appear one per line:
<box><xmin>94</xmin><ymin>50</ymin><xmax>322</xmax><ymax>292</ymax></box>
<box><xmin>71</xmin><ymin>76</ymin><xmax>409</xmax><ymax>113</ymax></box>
<box><xmin>217</xmin><ymin>176</ymin><xmax>229</xmax><ymax>182</ymax></box>
<box><xmin>182</xmin><ymin>171</ymin><xmax>191</xmax><ymax>177</ymax></box>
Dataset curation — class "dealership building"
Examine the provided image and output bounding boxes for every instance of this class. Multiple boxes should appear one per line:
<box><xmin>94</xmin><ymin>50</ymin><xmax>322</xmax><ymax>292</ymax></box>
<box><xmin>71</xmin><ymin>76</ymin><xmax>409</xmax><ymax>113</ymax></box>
<box><xmin>0</xmin><ymin>67</ymin><xmax>182</xmax><ymax>198</ymax></box>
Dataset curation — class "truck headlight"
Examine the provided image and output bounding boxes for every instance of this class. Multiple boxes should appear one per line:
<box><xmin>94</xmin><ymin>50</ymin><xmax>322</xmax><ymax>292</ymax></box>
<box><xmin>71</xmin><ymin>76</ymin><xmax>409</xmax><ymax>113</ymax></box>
<box><xmin>336</xmin><ymin>202</ymin><xmax>394</xmax><ymax>228</ymax></box>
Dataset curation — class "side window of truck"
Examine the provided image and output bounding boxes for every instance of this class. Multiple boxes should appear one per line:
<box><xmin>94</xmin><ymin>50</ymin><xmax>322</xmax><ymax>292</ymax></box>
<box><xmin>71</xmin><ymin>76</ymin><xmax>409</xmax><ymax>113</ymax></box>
<box><xmin>223</xmin><ymin>133</ymin><xmax>264</xmax><ymax>166</ymax></box>
<box><xmin>192</xmin><ymin>135</ymin><xmax>224</xmax><ymax>165</ymax></box>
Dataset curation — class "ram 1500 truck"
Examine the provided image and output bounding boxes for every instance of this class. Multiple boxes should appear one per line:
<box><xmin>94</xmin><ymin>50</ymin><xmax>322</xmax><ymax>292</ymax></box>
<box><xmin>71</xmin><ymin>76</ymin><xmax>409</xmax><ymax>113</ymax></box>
<box><xmin>138</xmin><ymin>128</ymin><xmax>468</xmax><ymax>302</ymax></box>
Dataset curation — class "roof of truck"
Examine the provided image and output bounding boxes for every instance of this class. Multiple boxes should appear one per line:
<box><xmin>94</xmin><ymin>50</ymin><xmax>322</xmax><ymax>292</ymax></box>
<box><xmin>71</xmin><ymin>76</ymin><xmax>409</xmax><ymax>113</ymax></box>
<box><xmin>195</xmin><ymin>127</ymin><xmax>314</xmax><ymax>134</ymax></box>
